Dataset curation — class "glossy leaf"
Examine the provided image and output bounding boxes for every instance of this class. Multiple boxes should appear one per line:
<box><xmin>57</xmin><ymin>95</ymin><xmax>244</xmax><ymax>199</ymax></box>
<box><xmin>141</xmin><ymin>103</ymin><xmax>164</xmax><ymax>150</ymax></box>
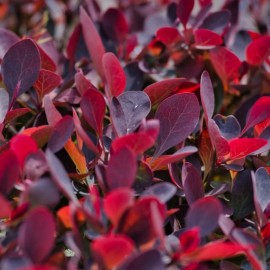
<box><xmin>182</xmin><ymin>162</ymin><xmax>204</xmax><ymax>205</ymax></box>
<box><xmin>102</xmin><ymin>52</ymin><xmax>126</xmax><ymax>97</ymax></box>
<box><xmin>80</xmin><ymin>7</ymin><xmax>105</xmax><ymax>79</ymax></box>
<box><xmin>186</xmin><ymin>197</ymin><xmax>223</xmax><ymax>236</ymax></box>
<box><xmin>33</xmin><ymin>69</ymin><xmax>61</xmax><ymax>101</ymax></box>
<box><xmin>154</xmin><ymin>93</ymin><xmax>200</xmax><ymax>157</ymax></box>
<box><xmin>246</xmin><ymin>36</ymin><xmax>270</xmax><ymax>66</ymax></box>
<box><xmin>2</xmin><ymin>39</ymin><xmax>41</xmax><ymax>98</ymax></box>
<box><xmin>18</xmin><ymin>207</ymin><xmax>56</xmax><ymax>264</ymax></box>
<box><xmin>106</xmin><ymin>146</ymin><xmax>137</xmax><ymax>190</ymax></box>
<box><xmin>0</xmin><ymin>88</ymin><xmax>9</xmax><ymax>123</ymax></box>
<box><xmin>177</xmin><ymin>0</ymin><xmax>194</xmax><ymax>29</ymax></box>
<box><xmin>194</xmin><ymin>29</ymin><xmax>223</xmax><ymax>49</ymax></box>
<box><xmin>81</xmin><ymin>89</ymin><xmax>106</xmax><ymax>136</ymax></box>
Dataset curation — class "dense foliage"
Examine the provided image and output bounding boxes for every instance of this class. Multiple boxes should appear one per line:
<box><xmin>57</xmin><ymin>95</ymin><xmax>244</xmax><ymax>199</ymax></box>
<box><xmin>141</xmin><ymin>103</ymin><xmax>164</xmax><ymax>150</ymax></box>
<box><xmin>0</xmin><ymin>0</ymin><xmax>270</xmax><ymax>269</ymax></box>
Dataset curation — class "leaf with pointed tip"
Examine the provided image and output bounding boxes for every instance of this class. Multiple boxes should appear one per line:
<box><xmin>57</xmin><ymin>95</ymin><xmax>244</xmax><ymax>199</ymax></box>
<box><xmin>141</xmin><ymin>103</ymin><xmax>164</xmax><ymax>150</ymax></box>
<box><xmin>154</xmin><ymin>93</ymin><xmax>200</xmax><ymax>157</ymax></box>
<box><xmin>33</xmin><ymin>69</ymin><xmax>61</xmax><ymax>101</ymax></box>
<box><xmin>0</xmin><ymin>28</ymin><xmax>20</xmax><ymax>59</ymax></box>
<box><xmin>147</xmin><ymin>146</ymin><xmax>198</xmax><ymax>171</ymax></box>
<box><xmin>117</xmin><ymin>91</ymin><xmax>151</xmax><ymax>134</ymax></box>
<box><xmin>177</xmin><ymin>0</ymin><xmax>194</xmax><ymax>29</ymax></box>
<box><xmin>2</xmin><ymin>39</ymin><xmax>41</xmax><ymax>99</ymax></box>
<box><xmin>186</xmin><ymin>197</ymin><xmax>223</xmax><ymax>236</ymax></box>
<box><xmin>229</xmin><ymin>138</ymin><xmax>267</xmax><ymax>161</ymax></box>
<box><xmin>4</xmin><ymin>108</ymin><xmax>30</xmax><ymax>125</ymax></box>
<box><xmin>0</xmin><ymin>89</ymin><xmax>9</xmax><ymax>123</ymax></box>
<box><xmin>246</xmin><ymin>36</ymin><xmax>270</xmax><ymax>66</ymax></box>
<box><xmin>194</xmin><ymin>29</ymin><xmax>223</xmax><ymax>49</ymax></box>
<box><xmin>22</xmin><ymin>126</ymin><xmax>52</xmax><ymax>148</ymax></box>
<box><xmin>18</xmin><ymin>207</ymin><xmax>56</xmax><ymax>264</ymax></box>
<box><xmin>106</xmin><ymin>146</ymin><xmax>137</xmax><ymax>190</ymax></box>
<box><xmin>200</xmin><ymin>71</ymin><xmax>214</xmax><ymax>121</ymax></box>
<box><xmin>75</xmin><ymin>71</ymin><xmax>98</xmax><ymax>96</ymax></box>
<box><xmin>37</xmin><ymin>45</ymin><xmax>57</xmax><ymax>72</ymax></box>
<box><xmin>45</xmin><ymin>149</ymin><xmax>78</xmax><ymax>205</ymax></box>
<box><xmin>103</xmin><ymin>52</ymin><xmax>126</xmax><ymax>97</ymax></box>
<box><xmin>156</xmin><ymin>27</ymin><xmax>182</xmax><ymax>46</ymax></box>
<box><xmin>242</xmin><ymin>96</ymin><xmax>270</xmax><ymax>135</ymax></box>
<box><xmin>80</xmin><ymin>7</ymin><xmax>105</xmax><ymax>79</ymax></box>
<box><xmin>210</xmin><ymin>47</ymin><xmax>241</xmax><ymax>89</ymax></box>
<box><xmin>142</xmin><ymin>182</ymin><xmax>176</xmax><ymax>203</ymax></box>
<box><xmin>182</xmin><ymin>162</ymin><xmax>204</xmax><ymax>205</ymax></box>
<box><xmin>81</xmin><ymin>89</ymin><xmax>106</xmax><ymax>136</ymax></box>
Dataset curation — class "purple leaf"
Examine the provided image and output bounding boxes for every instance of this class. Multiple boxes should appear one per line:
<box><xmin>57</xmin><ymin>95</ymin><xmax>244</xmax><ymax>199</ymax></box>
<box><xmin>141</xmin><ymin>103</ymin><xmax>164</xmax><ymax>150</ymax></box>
<box><xmin>2</xmin><ymin>39</ymin><xmax>41</xmax><ymax>98</ymax></box>
<box><xmin>45</xmin><ymin>149</ymin><xmax>78</xmax><ymax>205</ymax></box>
<box><xmin>200</xmin><ymin>71</ymin><xmax>215</xmax><ymax>121</ymax></box>
<box><xmin>186</xmin><ymin>197</ymin><xmax>223</xmax><ymax>236</ymax></box>
<box><xmin>110</xmin><ymin>97</ymin><xmax>127</xmax><ymax>136</ymax></box>
<box><xmin>154</xmin><ymin>93</ymin><xmax>200</xmax><ymax>157</ymax></box>
<box><xmin>0</xmin><ymin>28</ymin><xmax>20</xmax><ymax>59</ymax></box>
<box><xmin>142</xmin><ymin>182</ymin><xmax>177</xmax><ymax>203</ymax></box>
<box><xmin>106</xmin><ymin>146</ymin><xmax>137</xmax><ymax>190</ymax></box>
<box><xmin>117</xmin><ymin>91</ymin><xmax>151</xmax><ymax>134</ymax></box>
<box><xmin>0</xmin><ymin>89</ymin><xmax>9</xmax><ymax>123</ymax></box>
<box><xmin>47</xmin><ymin>115</ymin><xmax>74</xmax><ymax>153</ymax></box>
<box><xmin>18</xmin><ymin>207</ymin><xmax>56</xmax><ymax>264</ymax></box>
<box><xmin>182</xmin><ymin>162</ymin><xmax>204</xmax><ymax>205</ymax></box>
<box><xmin>177</xmin><ymin>0</ymin><xmax>194</xmax><ymax>29</ymax></box>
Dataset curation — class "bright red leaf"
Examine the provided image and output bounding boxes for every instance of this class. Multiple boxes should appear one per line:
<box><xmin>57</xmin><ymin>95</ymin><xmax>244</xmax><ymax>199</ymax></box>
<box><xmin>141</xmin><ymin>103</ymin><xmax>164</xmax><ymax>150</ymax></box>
<box><xmin>156</xmin><ymin>27</ymin><xmax>182</xmax><ymax>46</ymax></box>
<box><xmin>194</xmin><ymin>29</ymin><xmax>223</xmax><ymax>49</ymax></box>
<box><xmin>177</xmin><ymin>0</ymin><xmax>194</xmax><ymax>29</ymax></box>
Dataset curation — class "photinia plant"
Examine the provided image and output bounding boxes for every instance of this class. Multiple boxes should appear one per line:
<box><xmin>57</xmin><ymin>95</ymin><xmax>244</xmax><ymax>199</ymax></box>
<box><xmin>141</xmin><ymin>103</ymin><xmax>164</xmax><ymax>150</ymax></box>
<box><xmin>0</xmin><ymin>0</ymin><xmax>270</xmax><ymax>269</ymax></box>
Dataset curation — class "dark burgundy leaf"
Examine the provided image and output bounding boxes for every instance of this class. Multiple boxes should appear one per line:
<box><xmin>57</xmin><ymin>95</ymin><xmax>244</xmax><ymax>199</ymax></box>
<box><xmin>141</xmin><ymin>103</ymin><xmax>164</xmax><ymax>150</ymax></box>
<box><xmin>80</xmin><ymin>7</ymin><xmax>105</xmax><ymax>79</ymax></box>
<box><xmin>75</xmin><ymin>71</ymin><xmax>98</xmax><ymax>96</ymax></box>
<box><xmin>231</xmin><ymin>169</ymin><xmax>254</xmax><ymax>220</ymax></box>
<box><xmin>194</xmin><ymin>29</ymin><xmax>223</xmax><ymax>49</ymax></box>
<box><xmin>182</xmin><ymin>162</ymin><xmax>204</xmax><ymax>205</ymax></box>
<box><xmin>124</xmin><ymin>62</ymin><xmax>144</xmax><ymax>91</ymax></box>
<box><xmin>37</xmin><ymin>45</ymin><xmax>57</xmax><ymax>72</ymax></box>
<box><xmin>154</xmin><ymin>93</ymin><xmax>200</xmax><ymax>157</ymax></box>
<box><xmin>102</xmin><ymin>8</ymin><xmax>129</xmax><ymax>42</ymax></box>
<box><xmin>186</xmin><ymin>197</ymin><xmax>223</xmax><ymax>236</ymax></box>
<box><xmin>47</xmin><ymin>115</ymin><xmax>74</xmax><ymax>153</ymax></box>
<box><xmin>199</xmin><ymin>10</ymin><xmax>231</xmax><ymax>34</ymax></box>
<box><xmin>81</xmin><ymin>89</ymin><xmax>106</xmax><ymax>136</ymax></box>
<box><xmin>102</xmin><ymin>52</ymin><xmax>126</xmax><ymax>97</ymax></box>
<box><xmin>106</xmin><ymin>146</ymin><xmax>137</xmax><ymax>190</ymax></box>
<box><xmin>4</xmin><ymin>108</ymin><xmax>30</xmax><ymax>125</ymax></box>
<box><xmin>2</xmin><ymin>39</ymin><xmax>41</xmax><ymax>98</ymax></box>
<box><xmin>0</xmin><ymin>149</ymin><xmax>20</xmax><ymax>195</ymax></box>
<box><xmin>246</xmin><ymin>35</ymin><xmax>270</xmax><ymax>66</ymax></box>
<box><xmin>177</xmin><ymin>0</ymin><xmax>194</xmax><ymax>29</ymax></box>
<box><xmin>200</xmin><ymin>70</ymin><xmax>215</xmax><ymax>121</ymax></box>
<box><xmin>117</xmin><ymin>91</ymin><xmax>151</xmax><ymax>134</ymax></box>
<box><xmin>33</xmin><ymin>69</ymin><xmax>61</xmax><ymax>101</ymax></box>
<box><xmin>118</xmin><ymin>249</ymin><xmax>165</xmax><ymax>270</ymax></box>
<box><xmin>142</xmin><ymin>182</ymin><xmax>177</xmax><ymax>203</ymax></box>
<box><xmin>0</xmin><ymin>28</ymin><xmax>20</xmax><ymax>59</ymax></box>
<box><xmin>213</xmin><ymin>114</ymin><xmax>241</xmax><ymax>140</ymax></box>
<box><xmin>45</xmin><ymin>149</ymin><xmax>78</xmax><ymax>205</ymax></box>
<box><xmin>0</xmin><ymin>88</ymin><xmax>9</xmax><ymax>123</ymax></box>
<box><xmin>18</xmin><ymin>207</ymin><xmax>56</xmax><ymax>264</ymax></box>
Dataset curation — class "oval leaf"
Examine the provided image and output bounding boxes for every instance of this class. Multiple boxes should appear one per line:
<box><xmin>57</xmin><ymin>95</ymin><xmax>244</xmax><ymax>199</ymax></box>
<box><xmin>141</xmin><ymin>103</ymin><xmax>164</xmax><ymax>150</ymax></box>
<box><xmin>194</xmin><ymin>29</ymin><xmax>223</xmax><ymax>49</ymax></box>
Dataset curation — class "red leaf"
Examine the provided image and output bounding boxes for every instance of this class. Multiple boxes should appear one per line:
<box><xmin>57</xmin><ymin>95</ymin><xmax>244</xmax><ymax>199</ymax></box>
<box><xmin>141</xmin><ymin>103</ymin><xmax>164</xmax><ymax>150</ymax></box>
<box><xmin>194</xmin><ymin>29</ymin><xmax>223</xmax><ymax>49</ymax></box>
<box><xmin>177</xmin><ymin>0</ymin><xmax>194</xmax><ymax>29</ymax></box>
<box><xmin>199</xmin><ymin>0</ymin><xmax>212</xmax><ymax>6</ymax></box>
<box><xmin>10</xmin><ymin>134</ymin><xmax>38</xmax><ymax>168</ymax></box>
<box><xmin>92</xmin><ymin>234</ymin><xmax>135</xmax><ymax>269</ymax></box>
<box><xmin>44</xmin><ymin>95</ymin><xmax>62</xmax><ymax>126</ymax></box>
<box><xmin>37</xmin><ymin>45</ymin><xmax>57</xmax><ymax>72</ymax></box>
<box><xmin>200</xmin><ymin>71</ymin><xmax>215</xmax><ymax>121</ymax></box>
<box><xmin>242</xmin><ymin>96</ymin><xmax>270</xmax><ymax>135</ymax></box>
<box><xmin>33</xmin><ymin>69</ymin><xmax>61</xmax><ymax>101</ymax></box>
<box><xmin>104</xmin><ymin>188</ymin><xmax>134</xmax><ymax>226</ymax></box>
<box><xmin>228</xmin><ymin>138</ymin><xmax>267</xmax><ymax>161</ymax></box>
<box><xmin>147</xmin><ymin>146</ymin><xmax>198</xmax><ymax>171</ymax></box>
<box><xmin>18</xmin><ymin>207</ymin><xmax>56</xmax><ymax>264</ymax></box>
<box><xmin>2</xmin><ymin>39</ymin><xmax>41</xmax><ymax>98</ymax></box>
<box><xmin>106</xmin><ymin>146</ymin><xmax>137</xmax><ymax>190</ymax></box>
<box><xmin>111</xmin><ymin>132</ymin><xmax>156</xmax><ymax>155</ymax></box>
<box><xmin>0</xmin><ymin>149</ymin><xmax>20</xmax><ymax>195</ymax></box>
<box><xmin>80</xmin><ymin>7</ymin><xmax>105</xmax><ymax>79</ymax></box>
<box><xmin>179</xmin><ymin>227</ymin><xmax>200</xmax><ymax>253</ymax></box>
<box><xmin>156</xmin><ymin>27</ymin><xmax>182</xmax><ymax>46</ymax></box>
<box><xmin>102</xmin><ymin>52</ymin><xmax>126</xmax><ymax>97</ymax></box>
<box><xmin>75</xmin><ymin>71</ymin><xmax>98</xmax><ymax>96</ymax></box>
<box><xmin>246</xmin><ymin>35</ymin><xmax>270</xmax><ymax>66</ymax></box>
<box><xmin>102</xmin><ymin>8</ymin><xmax>129</xmax><ymax>42</ymax></box>
<box><xmin>210</xmin><ymin>47</ymin><xmax>241</xmax><ymax>89</ymax></box>
<box><xmin>154</xmin><ymin>93</ymin><xmax>200</xmax><ymax>157</ymax></box>
<box><xmin>80</xmin><ymin>89</ymin><xmax>106</xmax><ymax>136</ymax></box>
<box><xmin>4</xmin><ymin>108</ymin><xmax>30</xmax><ymax>125</ymax></box>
